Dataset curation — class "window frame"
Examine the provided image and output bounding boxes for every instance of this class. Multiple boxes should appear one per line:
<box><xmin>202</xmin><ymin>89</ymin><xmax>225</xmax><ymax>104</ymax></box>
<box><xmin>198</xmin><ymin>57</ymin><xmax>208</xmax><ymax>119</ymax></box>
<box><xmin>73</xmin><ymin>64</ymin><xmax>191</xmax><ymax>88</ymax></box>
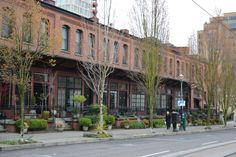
<box><xmin>61</xmin><ymin>25</ymin><xmax>69</xmax><ymax>51</ymax></box>
<box><xmin>75</xmin><ymin>29</ymin><xmax>83</xmax><ymax>55</ymax></box>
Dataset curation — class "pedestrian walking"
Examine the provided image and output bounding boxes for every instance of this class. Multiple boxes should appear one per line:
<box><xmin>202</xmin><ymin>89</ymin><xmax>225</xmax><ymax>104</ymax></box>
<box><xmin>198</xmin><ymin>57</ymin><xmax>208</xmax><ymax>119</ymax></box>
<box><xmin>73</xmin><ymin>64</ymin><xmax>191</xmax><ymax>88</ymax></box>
<box><xmin>165</xmin><ymin>111</ymin><xmax>171</xmax><ymax>130</ymax></box>
<box><xmin>172</xmin><ymin>110</ymin><xmax>178</xmax><ymax>132</ymax></box>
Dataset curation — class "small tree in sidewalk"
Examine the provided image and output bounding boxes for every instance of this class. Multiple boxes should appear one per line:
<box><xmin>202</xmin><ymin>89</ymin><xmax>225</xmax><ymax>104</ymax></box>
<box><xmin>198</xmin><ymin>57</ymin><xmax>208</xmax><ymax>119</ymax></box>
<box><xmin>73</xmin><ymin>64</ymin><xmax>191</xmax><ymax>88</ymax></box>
<box><xmin>0</xmin><ymin>0</ymin><xmax>59</xmax><ymax>142</ymax></box>
<box><xmin>129</xmin><ymin>0</ymin><xmax>169</xmax><ymax>128</ymax></box>
<box><xmin>78</xmin><ymin>0</ymin><xmax>114</xmax><ymax>135</ymax></box>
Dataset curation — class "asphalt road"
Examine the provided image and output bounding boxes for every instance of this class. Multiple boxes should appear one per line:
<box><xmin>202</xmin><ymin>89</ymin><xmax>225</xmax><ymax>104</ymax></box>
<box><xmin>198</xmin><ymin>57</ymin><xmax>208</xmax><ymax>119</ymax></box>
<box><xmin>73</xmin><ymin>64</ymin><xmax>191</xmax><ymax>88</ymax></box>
<box><xmin>1</xmin><ymin>129</ymin><xmax>236</xmax><ymax>157</ymax></box>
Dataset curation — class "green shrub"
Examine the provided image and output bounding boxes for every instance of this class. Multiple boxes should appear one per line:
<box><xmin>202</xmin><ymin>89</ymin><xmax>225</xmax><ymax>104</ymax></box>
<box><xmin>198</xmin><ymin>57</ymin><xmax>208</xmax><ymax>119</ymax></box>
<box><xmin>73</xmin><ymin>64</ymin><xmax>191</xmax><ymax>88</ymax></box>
<box><xmin>104</xmin><ymin>115</ymin><xmax>115</xmax><ymax>125</ymax></box>
<box><xmin>120</xmin><ymin>119</ymin><xmax>130</xmax><ymax>128</ymax></box>
<box><xmin>193</xmin><ymin>119</ymin><xmax>203</xmax><ymax>126</ymax></box>
<box><xmin>15</xmin><ymin>119</ymin><xmax>30</xmax><ymax>130</ymax></box>
<box><xmin>153</xmin><ymin>119</ymin><xmax>165</xmax><ymax>128</ymax></box>
<box><xmin>42</xmin><ymin>111</ymin><xmax>50</xmax><ymax>120</ymax></box>
<box><xmin>28</xmin><ymin>119</ymin><xmax>48</xmax><ymax>130</ymax></box>
<box><xmin>129</xmin><ymin>121</ymin><xmax>145</xmax><ymax>129</ymax></box>
<box><xmin>84</xmin><ymin>115</ymin><xmax>98</xmax><ymax>124</ymax></box>
<box><xmin>79</xmin><ymin>117</ymin><xmax>92</xmax><ymax>127</ymax></box>
<box><xmin>72</xmin><ymin>95</ymin><xmax>87</xmax><ymax>104</ymax></box>
<box><xmin>87</xmin><ymin>104</ymin><xmax>107</xmax><ymax>115</ymax></box>
<box><xmin>143</xmin><ymin>119</ymin><xmax>149</xmax><ymax>127</ymax></box>
<box><xmin>16</xmin><ymin>119</ymin><xmax>47</xmax><ymax>131</ymax></box>
<box><xmin>71</xmin><ymin>108</ymin><xmax>80</xmax><ymax>115</ymax></box>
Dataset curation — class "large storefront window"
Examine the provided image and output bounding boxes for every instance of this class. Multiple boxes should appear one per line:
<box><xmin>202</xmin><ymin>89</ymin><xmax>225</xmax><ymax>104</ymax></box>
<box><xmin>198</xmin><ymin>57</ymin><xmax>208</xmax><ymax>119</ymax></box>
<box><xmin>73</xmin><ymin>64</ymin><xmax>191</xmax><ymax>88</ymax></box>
<box><xmin>33</xmin><ymin>73</ymin><xmax>49</xmax><ymax>112</ymax></box>
<box><xmin>103</xmin><ymin>82</ymin><xmax>108</xmax><ymax>106</ymax></box>
<box><xmin>161</xmin><ymin>95</ymin><xmax>166</xmax><ymax>108</ymax></box>
<box><xmin>131</xmin><ymin>85</ymin><xmax>145</xmax><ymax>112</ymax></box>
<box><xmin>175</xmin><ymin>90</ymin><xmax>181</xmax><ymax>109</ymax></box>
<box><xmin>110</xmin><ymin>82</ymin><xmax>118</xmax><ymax>110</ymax></box>
<box><xmin>58</xmin><ymin>76</ymin><xmax>82</xmax><ymax>111</ymax></box>
<box><xmin>156</xmin><ymin>95</ymin><xmax>161</xmax><ymax>109</ymax></box>
<box><xmin>156</xmin><ymin>94</ymin><xmax>166</xmax><ymax>109</ymax></box>
<box><xmin>0</xmin><ymin>82</ymin><xmax>12</xmax><ymax>109</ymax></box>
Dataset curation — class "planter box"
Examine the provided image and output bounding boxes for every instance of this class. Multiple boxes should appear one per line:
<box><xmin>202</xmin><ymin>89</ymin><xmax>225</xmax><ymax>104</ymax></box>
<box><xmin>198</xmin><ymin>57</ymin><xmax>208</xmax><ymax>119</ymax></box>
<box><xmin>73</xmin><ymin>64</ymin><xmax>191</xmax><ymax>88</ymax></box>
<box><xmin>82</xmin><ymin>126</ymin><xmax>88</xmax><ymax>131</ymax></box>
<box><xmin>56</xmin><ymin>127</ymin><xmax>64</xmax><ymax>132</ymax></box>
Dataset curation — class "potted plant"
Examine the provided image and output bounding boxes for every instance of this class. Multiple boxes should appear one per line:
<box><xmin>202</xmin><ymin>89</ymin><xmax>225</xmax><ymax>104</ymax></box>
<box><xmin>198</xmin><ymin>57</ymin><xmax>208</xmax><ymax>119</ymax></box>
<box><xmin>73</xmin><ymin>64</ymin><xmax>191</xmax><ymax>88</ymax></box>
<box><xmin>71</xmin><ymin>108</ymin><xmax>80</xmax><ymax>118</ymax></box>
<box><xmin>123</xmin><ymin>119</ymin><xmax>130</xmax><ymax>129</ymax></box>
<box><xmin>79</xmin><ymin>117</ymin><xmax>92</xmax><ymax>131</ymax></box>
<box><xmin>105</xmin><ymin>115</ymin><xmax>115</xmax><ymax>130</ymax></box>
<box><xmin>56</xmin><ymin>121</ymin><xmax>65</xmax><ymax>132</ymax></box>
<box><xmin>42</xmin><ymin>111</ymin><xmax>50</xmax><ymax>120</ymax></box>
<box><xmin>23</xmin><ymin>122</ymin><xmax>29</xmax><ymax>133</ymax></box>
<box><xmin>72</xmin><ymin>95</ymin><xmax>86</xmax><ymax>112</ymax></box>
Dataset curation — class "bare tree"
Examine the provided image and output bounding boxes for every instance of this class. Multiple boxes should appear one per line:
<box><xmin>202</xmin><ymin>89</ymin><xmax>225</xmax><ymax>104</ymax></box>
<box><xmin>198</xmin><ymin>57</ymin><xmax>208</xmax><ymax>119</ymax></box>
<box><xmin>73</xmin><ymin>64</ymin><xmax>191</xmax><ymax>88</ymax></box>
<box><xmin>0</xmin><ymin>0</ymin><xmax>59</xmax><ymax>142</ymax></box>
<box><xmin>78</xmin><ymin>0</ymin><xmax>114</xmax><ymax>135</ymax></box>
<box><xmin>219</xmin><ymin>62</ymin><xmax>236</xmax><ymax>126</ymax></box>
<box><xmin>129</xmin><ymin>0</ymin><xmax>169</xmax><ymax>128</ymax></box>
<box><xmin>195</xmin><ymin>26</ymin><xmax>221</xmax><ymax>125</ymax></box>
<box><xmin>195</xmin><ymin>12</ymin><xmax>236</xmax><ymax>126</ymax></box>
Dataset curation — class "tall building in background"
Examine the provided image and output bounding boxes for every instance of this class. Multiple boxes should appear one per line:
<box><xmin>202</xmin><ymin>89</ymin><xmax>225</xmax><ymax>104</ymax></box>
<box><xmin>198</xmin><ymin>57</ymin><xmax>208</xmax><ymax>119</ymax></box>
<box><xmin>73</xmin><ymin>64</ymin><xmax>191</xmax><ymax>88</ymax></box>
<box><xmin>198</xmin><ymin>12</ymin><xmax>236</xmax><ymax>58</ymax></box>
<box><xmin>55</xmin><ymin>0</ymin><xmax>97</xmax><ymax>18</ymax></box>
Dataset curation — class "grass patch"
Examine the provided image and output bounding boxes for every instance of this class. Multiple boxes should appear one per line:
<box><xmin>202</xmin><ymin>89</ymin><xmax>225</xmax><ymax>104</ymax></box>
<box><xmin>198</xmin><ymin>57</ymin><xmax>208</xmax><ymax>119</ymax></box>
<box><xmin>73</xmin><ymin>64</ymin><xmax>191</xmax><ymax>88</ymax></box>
<box><xmin>0</xmin><ymin>140</ymin><xmax>19</xmax><ymax>145</ymax></box>
<box><xmin>0</xmin><ymin>136</ymin><xmax>37</xmax><ymax>145</ymax></box>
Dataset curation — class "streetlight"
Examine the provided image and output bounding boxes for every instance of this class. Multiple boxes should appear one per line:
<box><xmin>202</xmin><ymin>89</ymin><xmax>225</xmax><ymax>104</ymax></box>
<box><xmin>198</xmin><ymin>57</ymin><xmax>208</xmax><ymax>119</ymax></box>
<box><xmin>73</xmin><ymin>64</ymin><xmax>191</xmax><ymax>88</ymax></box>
<box><xmin>179</xmin><ymin>74</ymin><xmax>185</xmax><ymax>131</ymax></box>
<box><xmin>179</xmin><ymin>74</ymin><xmax>184</xmax><ymax>106</ymax></box>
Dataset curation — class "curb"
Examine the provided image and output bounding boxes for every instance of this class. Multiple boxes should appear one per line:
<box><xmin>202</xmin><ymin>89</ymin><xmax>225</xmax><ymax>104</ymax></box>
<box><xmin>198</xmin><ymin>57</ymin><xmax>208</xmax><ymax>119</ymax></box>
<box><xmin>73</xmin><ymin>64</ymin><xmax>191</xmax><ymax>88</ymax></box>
<box><xmin>0</xmin><ymin>126</ymin><xmax>235</xmax><ymax>152</ymax></box>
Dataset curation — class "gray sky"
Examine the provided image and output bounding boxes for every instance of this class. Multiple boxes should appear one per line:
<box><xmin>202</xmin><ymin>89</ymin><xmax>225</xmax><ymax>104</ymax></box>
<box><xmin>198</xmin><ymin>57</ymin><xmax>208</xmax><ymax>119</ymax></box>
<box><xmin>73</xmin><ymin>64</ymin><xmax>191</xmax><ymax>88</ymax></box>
<box><xmin>99</xmin><ymin>0</ymin><xmax>236</xmax><ymax>46</ymax></box>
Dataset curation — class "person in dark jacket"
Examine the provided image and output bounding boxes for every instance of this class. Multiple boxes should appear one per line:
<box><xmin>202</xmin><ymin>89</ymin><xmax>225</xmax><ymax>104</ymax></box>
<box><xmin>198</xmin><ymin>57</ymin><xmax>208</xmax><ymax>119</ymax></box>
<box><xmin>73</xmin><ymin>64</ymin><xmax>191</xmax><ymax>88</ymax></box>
<box><xmin>172</xmin><ymin>110</ymin><xmax>178</xmax><ymax>132</ymax></box>
<box><xmin>165</xmin><ymin>111</ymin><xmax>171</xmax><ymax>130</ymax></box>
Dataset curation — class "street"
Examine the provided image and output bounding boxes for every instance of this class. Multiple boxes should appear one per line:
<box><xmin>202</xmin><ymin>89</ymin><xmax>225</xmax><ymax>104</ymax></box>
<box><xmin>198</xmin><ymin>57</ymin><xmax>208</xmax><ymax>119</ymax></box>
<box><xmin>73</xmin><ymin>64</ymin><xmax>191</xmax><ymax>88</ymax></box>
<box><xmin>1</xmin><ymin>129</ymin><xmax>236</xmax><ymax>157</ymax></box>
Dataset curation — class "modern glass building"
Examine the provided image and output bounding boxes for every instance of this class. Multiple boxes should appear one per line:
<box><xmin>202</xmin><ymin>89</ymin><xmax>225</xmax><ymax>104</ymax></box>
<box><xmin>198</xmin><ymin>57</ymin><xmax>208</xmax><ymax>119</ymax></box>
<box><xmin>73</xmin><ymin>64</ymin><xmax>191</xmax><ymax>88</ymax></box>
<box><xmin>55</xmin><ymin>0</ymin><xmax>93</xmax><ymax>18</ymax></box>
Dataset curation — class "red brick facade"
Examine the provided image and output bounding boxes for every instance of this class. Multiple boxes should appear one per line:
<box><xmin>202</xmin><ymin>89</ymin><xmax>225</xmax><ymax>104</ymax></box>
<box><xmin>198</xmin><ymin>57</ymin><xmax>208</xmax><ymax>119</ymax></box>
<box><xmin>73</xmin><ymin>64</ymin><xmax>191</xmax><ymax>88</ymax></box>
<box><xmin>0</xmin><ymin>0</ymin><xmax>204</xmax><ymax>122</ymax></box>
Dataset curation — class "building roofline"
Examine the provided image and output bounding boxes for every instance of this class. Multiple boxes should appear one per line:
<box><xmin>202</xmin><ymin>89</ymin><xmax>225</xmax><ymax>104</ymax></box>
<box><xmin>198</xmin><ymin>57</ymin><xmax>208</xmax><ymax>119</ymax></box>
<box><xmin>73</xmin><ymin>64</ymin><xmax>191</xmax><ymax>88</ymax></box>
<box><xmin>40</xmin><ymin>1</ymin><xmax>141</xmax><ymax>41</ymax></box>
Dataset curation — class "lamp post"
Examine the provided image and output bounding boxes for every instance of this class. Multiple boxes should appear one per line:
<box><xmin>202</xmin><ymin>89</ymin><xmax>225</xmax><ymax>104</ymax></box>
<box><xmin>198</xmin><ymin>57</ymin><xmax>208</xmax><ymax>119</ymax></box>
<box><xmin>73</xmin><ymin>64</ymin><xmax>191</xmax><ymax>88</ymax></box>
<box><xmin>179</xmin><ymin>74</ymin><xmax>184</xmax><ymax>130</ymax></box>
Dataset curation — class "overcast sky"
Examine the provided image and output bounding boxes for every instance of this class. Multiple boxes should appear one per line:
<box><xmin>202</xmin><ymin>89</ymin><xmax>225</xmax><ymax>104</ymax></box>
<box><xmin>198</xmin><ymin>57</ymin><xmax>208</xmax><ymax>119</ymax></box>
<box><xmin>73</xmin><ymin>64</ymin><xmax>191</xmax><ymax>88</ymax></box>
<box><xmin>98</xmin><ymin>0</ymin><xmax>236</xmax><ymax>46</ymax></box>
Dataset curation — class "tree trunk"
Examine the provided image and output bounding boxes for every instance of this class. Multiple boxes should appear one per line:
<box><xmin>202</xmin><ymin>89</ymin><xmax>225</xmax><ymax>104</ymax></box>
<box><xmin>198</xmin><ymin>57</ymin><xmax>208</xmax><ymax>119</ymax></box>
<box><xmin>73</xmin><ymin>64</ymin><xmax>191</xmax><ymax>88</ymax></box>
<box><xmin>19</xmin><ymin>87</ymin><xmax>25</xmax><ymax>142</ymax></box>
<box><xmin>223</xmin><ymin>110</ymin><xmax>227</xmax><ymax>127</ymax></box>
<box><xmin>99</xmin><ymin>80</ymin><xmax>105</xmax><ymax>134</ymax></box>
<box><xmin>148</xmin><ymin>93</ymin><xmax>154</xmax><ymax>128</ymax></box>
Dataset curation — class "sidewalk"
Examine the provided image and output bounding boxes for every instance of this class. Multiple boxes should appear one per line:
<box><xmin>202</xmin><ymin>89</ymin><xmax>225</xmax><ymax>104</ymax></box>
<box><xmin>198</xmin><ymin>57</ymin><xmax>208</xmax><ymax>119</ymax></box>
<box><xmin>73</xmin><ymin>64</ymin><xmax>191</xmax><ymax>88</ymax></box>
<box><xmin>0</xmin><ymin>123</ymin><xmax>236</xmax><ymax>152</ymax></box>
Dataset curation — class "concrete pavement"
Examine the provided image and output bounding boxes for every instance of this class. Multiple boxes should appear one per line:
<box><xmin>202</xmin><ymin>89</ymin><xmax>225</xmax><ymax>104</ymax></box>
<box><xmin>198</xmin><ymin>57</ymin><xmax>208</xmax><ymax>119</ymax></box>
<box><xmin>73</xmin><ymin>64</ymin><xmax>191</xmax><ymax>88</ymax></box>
<box><xmin>0</xmin><ymin>123</ymin><xmax>236</xmax><ymax>152</ymax></box>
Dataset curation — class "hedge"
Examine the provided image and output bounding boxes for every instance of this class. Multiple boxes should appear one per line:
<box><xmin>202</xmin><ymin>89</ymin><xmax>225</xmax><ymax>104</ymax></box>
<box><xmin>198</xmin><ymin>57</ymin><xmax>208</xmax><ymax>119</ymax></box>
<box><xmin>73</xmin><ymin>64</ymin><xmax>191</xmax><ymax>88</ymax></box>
<box><xmin>15</xmin><ymin>119</ymin><xmax>48</xmax><ymax>131</ymax></box>
<box><xmin>153</xmin><ymin>119</ymin><xmax>165</xmax><ymax>128</ymax></box>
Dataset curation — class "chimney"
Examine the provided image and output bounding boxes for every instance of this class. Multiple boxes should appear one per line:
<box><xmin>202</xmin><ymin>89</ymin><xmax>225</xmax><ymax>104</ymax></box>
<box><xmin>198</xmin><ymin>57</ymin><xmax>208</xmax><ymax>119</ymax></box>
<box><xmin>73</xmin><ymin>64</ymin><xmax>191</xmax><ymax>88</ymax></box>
<box><xmin>42</xmin><ymin>0</ymin><xmax>55</xmax><ymax>5</ymax></box>
<box><xmin>120</xmin><ymin>29</ymin><xmax>129</xmax><ymax>34</ymax></box>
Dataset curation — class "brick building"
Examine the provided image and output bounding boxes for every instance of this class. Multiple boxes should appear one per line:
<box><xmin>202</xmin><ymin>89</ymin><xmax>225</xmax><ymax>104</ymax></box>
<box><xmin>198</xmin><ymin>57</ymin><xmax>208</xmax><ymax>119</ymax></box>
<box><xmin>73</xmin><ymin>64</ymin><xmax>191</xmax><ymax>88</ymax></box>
<box><xmin>0</xmin><ymin>0</ymin><xmax>204</xmax><ymax>123</ymax></box>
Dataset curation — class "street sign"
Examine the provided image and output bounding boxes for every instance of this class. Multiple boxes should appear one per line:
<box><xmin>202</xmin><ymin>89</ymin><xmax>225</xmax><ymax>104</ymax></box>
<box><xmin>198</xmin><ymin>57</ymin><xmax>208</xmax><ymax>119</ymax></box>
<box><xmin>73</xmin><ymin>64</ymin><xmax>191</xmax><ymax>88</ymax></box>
<box><xmin>178</xmin><ymin>100</ymin><xmax>185</xmax><ymax>107</ymax></box>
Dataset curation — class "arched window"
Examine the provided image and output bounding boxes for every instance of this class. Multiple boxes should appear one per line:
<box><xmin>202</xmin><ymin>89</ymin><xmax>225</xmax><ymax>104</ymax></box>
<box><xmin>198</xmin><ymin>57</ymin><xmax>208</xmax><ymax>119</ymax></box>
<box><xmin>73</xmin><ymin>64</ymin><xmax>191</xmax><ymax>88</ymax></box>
<box><xmin>176</xmin><ymin>60</ymin><xmax>180</xmax><ymax>77</ymax></box>
<box><xmin>134</xmin><ymin>48</ymin><xmax>139</xmax><ymax>67</ymax></box>
<box><xmin>40</xmin><ymin>18</ymin><xmax>49</xmax><ymax>46</ymax></box>
<box><xmin>75</xmin><ymin>29</ymin><xmax>82</xmax><ymax>55</ymax></box>
<box><xmin>113</xmin><ymin>41</ymin><xmax>119</xmax><ymax>63</ymax></box>
<box><xmin>169</xmin><ymin>58</ymin><xmax>173</xmax><ymax>76</ymax></box>
<box><xmin>88</xmin><ymin>33</ymin><xmax>95</xmax><ymax>58</ymax></box>
<box><xmin>61</xmin><ymin>25</ymin><xmax>69</xmax><ymax>51</ymax></box>
<box><xmin>1</xmin><ymin>7</ymin><xmax>15</xmax><ymax>38</ymax></box>
<box><xmin>22</xmin><ymin>13</ymin><xmax>32</xmax><ymax>43</ymax></box>
<box><xmin>122</xmin><ymin>44</ymin><xmax>128</xmax><ymax>65</ymax></box>
<box><xmin>103</xmin><ymin>38</ymin><xmax>110</xmax><ymax>61</ymax></box>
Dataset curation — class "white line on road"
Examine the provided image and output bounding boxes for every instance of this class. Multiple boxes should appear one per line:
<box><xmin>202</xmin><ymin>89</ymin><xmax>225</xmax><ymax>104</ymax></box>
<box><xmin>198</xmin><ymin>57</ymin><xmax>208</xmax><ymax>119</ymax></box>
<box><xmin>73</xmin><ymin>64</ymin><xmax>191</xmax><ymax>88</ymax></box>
<box><xmin>139</xmin><ymin>150</ymin><xmax>170</xmax><ymax>157</ymax></box>
<box><xmin>202</xmin><ymin>141</ymin><xmax>218</xmax><ymax>145</ymax></box>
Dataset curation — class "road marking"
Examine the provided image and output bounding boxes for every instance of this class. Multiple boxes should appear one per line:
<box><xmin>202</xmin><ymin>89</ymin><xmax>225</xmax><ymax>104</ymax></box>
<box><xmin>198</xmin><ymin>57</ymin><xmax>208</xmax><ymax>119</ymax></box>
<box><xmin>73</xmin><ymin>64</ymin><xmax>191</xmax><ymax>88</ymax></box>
<box><xmin>206</xmin><ymin>134</ymin><xmax>212</xmax><ymax>137</ymax></box>
<box><xmin>120</xmin><ymin>144</ymin><xmax>136</xmax><ymax>147</ymax></box>
<box><xmin>202</xmin><ymin>141</ymin><xmax>218</xmax><ymax>145</ymax></box>
<box><xmin>139</xmin><ymin>150</ymin><xmax>170</xmax><ymax>157</ymax></box>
